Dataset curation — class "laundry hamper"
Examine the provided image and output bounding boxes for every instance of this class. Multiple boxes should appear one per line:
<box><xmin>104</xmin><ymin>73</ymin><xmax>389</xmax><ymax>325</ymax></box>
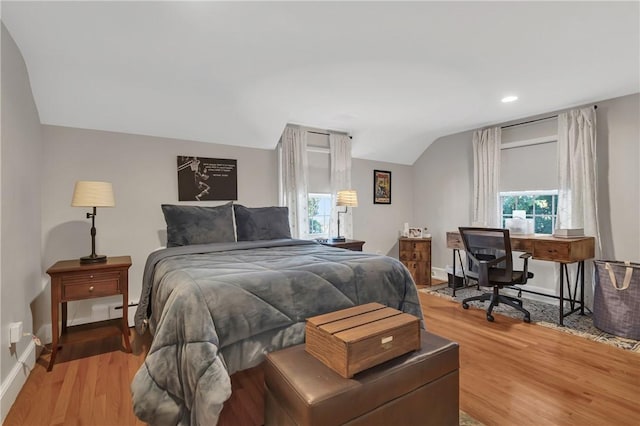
<box><xmin>593</xmin><ymin>260</ymin><xmax>640</xmax><ymax>340</ymax></box>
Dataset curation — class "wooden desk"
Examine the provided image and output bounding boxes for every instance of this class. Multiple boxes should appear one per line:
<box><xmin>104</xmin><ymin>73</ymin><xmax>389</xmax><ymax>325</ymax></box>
<box><xmin>446</xmin><ymin>232</ymin><xmax>595</xmax><ymax>326</ymax></box>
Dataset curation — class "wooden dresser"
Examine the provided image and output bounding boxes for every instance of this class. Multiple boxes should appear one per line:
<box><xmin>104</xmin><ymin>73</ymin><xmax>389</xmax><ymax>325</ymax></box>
<box><xmin>399</xmin><ymin>237</ymin><xmax>432</xmax><ymax>286</ymax></box>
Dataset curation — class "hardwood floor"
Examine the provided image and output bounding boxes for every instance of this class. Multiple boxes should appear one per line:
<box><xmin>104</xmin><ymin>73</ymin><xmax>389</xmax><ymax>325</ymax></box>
<box><xmin>4</xmin><ymin>291</ymin><xmax>639</xmax><ymax>425</ymax></box>
<box><xmin>422</xmin><ymin>291</ymin><xmax>640</xmax><ymax>425</ymax></box>
<box><xmin>3</xmin><ymin>330</ymin><xmax>150</xmax><ymax>426</ymax></box>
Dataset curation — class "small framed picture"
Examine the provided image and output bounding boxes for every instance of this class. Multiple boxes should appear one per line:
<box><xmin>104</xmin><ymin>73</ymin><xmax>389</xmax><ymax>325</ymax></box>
<box><xmin>408</xmin><ymin>227</ymin><xmax>423</xmax><ymax>238</ymax></box>
<box><xmin>373</xmin><ymin>170</ymin><xmax>391</xmax><ymax>204</ymax></box>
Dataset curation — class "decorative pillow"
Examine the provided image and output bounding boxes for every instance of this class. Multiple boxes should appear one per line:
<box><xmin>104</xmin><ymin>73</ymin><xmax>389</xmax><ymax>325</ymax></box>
<box><xmin>161</xmin><ymin>203</ymin><xmax>236</xmax><ymax>247</ymax></box>
<box><xmin>234</xmin><ymin>205</ymin><xmax>291</xmax><ymax>241</ymax></box>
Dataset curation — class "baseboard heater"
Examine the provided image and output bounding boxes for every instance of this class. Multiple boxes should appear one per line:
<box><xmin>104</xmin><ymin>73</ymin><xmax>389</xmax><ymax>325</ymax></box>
<box><xmin>113</xmin><ymin>301</ymin><xmax>139</xmax><ymax>327</ymax></box>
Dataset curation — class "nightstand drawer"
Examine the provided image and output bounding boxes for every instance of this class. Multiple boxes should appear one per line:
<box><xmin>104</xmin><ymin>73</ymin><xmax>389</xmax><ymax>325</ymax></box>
<box><xmin>62</xmin><ymin>271</ymin><xmax>121</xmax><ymax>300</ymax></box>
<box><xmin>319</xmin><ymin>239</ymin><xmax>365</xmax><ymax>252</ymax></box>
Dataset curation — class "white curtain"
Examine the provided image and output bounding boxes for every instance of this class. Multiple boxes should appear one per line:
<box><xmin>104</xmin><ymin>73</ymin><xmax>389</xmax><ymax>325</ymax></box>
<box><xmin>472</xmin><ymin>127</ymin><xmax>501</xmax><ymax>228</ymax></box>
<box><xmin>556</xmin><ymin>106</ymin><xmax>601</xmax><ymax>306</ymax></box>
<box><xmin>556</xmin><ymin>107</ymin><xmax>600</xmax><ymax>247</ymax></box>
<box><xmin>329</xmin><ymin>134</ymin><xmax>353</xmax><ymax>238</ymax></box>
<box><xmin>278</xmin><ymin>126</ymin><xmax>309</xmax><ymax>239</ymax></box>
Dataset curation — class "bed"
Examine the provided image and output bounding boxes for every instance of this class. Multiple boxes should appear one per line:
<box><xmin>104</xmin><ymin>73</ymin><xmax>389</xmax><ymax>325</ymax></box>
<box><xmin>130</xmin><ymin>204</ymin><xmax>424</xmax><ymax>425</ymax></box>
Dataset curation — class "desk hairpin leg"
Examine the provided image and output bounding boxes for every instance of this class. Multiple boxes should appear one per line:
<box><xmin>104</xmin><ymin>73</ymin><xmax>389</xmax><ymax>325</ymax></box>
<box><xmin>452</xmin><ymin>249</ymin><xmax>457</xmax><ymax>297</ymax></box>
<box><xmin>451</xmin><ymin>248</ymin><xmax>467</xmax><ymax>297</ymax></box>
<box><xmin>558</xmin><ymin>261</ymin><xmax>586</xmax><ymax>326</ymax></box>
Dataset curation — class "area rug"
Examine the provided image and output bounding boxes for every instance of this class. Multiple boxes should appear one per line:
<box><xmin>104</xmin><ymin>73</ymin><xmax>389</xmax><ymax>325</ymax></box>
<box><xmin>460</xmin><ymin>409</ymin><xmax>484</xmax><ymax>426</ymax></box>
<box><xmin>421</xmin><ymin>285</ymin><xmax>640</xmax><ymax>353</ymax></box>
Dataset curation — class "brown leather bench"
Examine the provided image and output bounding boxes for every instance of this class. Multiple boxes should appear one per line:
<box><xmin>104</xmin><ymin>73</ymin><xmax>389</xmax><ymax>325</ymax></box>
<box><xmin>264</xmin><ymin>330</ymin><xmax>459</xmax><ymax>426</ymax></box>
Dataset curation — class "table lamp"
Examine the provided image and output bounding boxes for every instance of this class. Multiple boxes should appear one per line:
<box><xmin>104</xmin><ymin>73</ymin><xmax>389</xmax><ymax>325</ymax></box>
<box><xmin>71</xmin><ymin>181</ymin><xmax>115</xmax><ymax>264</ymax></box>
<box><xmin>332</xmin><ymin>189</ymin><xmax>358</xmax><ymax>243</ymax></box>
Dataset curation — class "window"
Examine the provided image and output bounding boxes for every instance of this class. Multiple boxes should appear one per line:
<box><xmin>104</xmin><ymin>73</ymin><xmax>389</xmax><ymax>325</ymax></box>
<box><xmin>308</xmin><ymin>193</ymin><xmax>332</xmax><ymax>238</ymax></box>
<box><xmin>500</xmin><ymin>190</ymin><xmax>558</xmax><ymax>234</ymax></box>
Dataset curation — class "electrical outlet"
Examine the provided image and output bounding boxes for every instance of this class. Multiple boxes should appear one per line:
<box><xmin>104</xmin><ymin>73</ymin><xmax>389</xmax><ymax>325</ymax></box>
<box><xmin>9</xmin><ymin>322</ymin><xmax>23</xmax><ymax>344</ymax></box>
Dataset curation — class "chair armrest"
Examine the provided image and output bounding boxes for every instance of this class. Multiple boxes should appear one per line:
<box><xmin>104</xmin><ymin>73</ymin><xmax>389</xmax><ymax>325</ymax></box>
<box><xmin>518</xmin><ymin>253</ymin><xmax>531</xmax><ymax>284</ymax></box>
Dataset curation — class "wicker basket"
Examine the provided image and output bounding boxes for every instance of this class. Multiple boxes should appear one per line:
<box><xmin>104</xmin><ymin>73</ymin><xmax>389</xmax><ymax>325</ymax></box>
<box><xmin>593</xmin><ymin>260</ymin><xmax>640</xmax><ymax>340</ymax></box>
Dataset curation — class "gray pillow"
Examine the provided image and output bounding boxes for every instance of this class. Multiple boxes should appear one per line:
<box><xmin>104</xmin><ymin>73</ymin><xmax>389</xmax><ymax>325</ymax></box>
<box><xmin>161</xmin><ymin>203</ymin><xmax>236</xmax><ymax>247</ymax></box>
<box><xmin>234</xmin><ymin>205</ymin><xmax>291</xmax><ymax>241</ymax></box>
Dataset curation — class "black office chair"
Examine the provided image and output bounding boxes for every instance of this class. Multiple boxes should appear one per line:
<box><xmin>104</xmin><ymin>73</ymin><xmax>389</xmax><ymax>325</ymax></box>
<box><xmin>458</xmin><ymin>227</ymin><xmax>533</xmax><ymax>323</ymax></box>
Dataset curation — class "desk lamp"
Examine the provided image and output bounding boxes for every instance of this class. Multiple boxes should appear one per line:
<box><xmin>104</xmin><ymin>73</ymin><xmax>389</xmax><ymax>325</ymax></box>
<box><xmin>71</xmin><ymin>181</ymin><xmax>115</xmax><ymax>264</ymax></box>
<box><xmin>332</xmin><ymin>189</ymin><xmax>358</xmax><ymax>243</ymax></box>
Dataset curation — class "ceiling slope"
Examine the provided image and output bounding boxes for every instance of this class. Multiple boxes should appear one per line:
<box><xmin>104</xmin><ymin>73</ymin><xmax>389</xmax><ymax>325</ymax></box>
<box><xmin>2</xmin><ymin>1</ymin><xmax>639</xmax><ymax>164</ymax></box>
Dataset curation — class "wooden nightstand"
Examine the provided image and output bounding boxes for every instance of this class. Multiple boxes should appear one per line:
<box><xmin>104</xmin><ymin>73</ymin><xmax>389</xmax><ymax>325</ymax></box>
<box><xmin>319</xmin><ymin>239</ymin><xmax>365</xmax><ymax>251</ymax></box>
<box><xmin>46</xmin><ymin>256</ymin><xmax>132</xmax><ymax>371</ymax></box>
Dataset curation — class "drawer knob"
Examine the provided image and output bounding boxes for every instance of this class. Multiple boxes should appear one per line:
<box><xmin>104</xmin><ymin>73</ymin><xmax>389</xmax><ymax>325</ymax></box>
<box><xmin>89</xmin><ymin>286</ymin><xmax>94</xmax><ymax>292</ymax></box>
<box><xmin>90</xmin><ymin>275</ymin><xmax>94</xmax><ymax>279</ymax></box>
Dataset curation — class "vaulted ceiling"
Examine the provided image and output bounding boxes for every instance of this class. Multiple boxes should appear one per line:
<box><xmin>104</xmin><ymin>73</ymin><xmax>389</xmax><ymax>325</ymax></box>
<box><xmin>3</xmin><ymin>1</ymin><xmax>639</xmax><ymax>164</ymax></box>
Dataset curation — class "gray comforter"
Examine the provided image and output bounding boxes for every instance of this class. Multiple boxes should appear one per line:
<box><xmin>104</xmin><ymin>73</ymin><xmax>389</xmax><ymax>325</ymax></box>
<box><xmin>131</xmin><ymin>239</ymin><xmax>423</xmax><ymax>425</ymax></box>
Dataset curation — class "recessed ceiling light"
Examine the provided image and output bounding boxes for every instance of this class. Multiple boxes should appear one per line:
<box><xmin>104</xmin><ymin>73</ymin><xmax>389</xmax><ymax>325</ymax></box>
<box><xmin>502</xmin><ymin>95</ymin><xmax>518</xmax><ymax>103</ymax></box>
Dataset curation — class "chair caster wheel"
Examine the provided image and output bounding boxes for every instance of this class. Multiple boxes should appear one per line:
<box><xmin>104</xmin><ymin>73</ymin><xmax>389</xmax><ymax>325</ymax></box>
<box><xmin>524</xmin><ymin>316</ymin><xmax>531</xmax><ymax>323</ymax></box>
<box><xmin>462</xmin><ymin>303</ymin><xmax>469</xmax><ymax>309</ymax></box>
<box><xmin>486</xmin><ymin>314</ymin><xmax>494</xmax><ymax>322</ymax></box>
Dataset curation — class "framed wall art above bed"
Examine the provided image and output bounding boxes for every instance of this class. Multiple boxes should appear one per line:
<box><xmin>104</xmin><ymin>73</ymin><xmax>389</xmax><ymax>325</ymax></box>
<box><xmin>177</xmin><ymin>156</ymin><xmax>237</xmax><ymax>201</ymax></box>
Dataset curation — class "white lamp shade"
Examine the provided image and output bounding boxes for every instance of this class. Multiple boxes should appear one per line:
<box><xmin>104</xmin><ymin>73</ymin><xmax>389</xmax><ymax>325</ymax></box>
<box><xmin>336</xmin><ymin>190</ymin><xmax>358</xmax><ymax>207</ymax></box>
<box><xmin>71</xmin><ymin>181</ymin><xmax>115</xmax><ymax>207</ymax></box>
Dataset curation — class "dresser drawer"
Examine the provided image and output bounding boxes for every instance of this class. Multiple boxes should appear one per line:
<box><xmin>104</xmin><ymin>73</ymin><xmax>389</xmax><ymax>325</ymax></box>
<box><xmin>61</xmin><ymin>271</ymin><xmax>121</xmax><ymax>301</ymax></box>
<box><xmin>400</xmin><ymin>250</ymin><xmax>429</xmax><ymax>261</ymax></box>
<box><xmin>402</xmin><ymin>261</ymin><xmax>430</xmax><ymax>286</ymax></box>
<box><xmin>402</xmin><ymin>261</ymin><xmax>419</xmax><ymax>279</ymax></box>
<box><xmin>400</xmin><ymin>240</ymin><xmax>429</xmax><ymax>252</ymax></box>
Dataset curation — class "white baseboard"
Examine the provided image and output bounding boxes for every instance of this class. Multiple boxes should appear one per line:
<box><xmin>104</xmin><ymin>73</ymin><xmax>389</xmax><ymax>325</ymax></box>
<box><xmin>0</xmin><ymin>340</ymin><xmax>36</xmax><ymax>423</ymax></box>
<box><xmin>35</xmin><ymin>304</ymin><xmax>137</xmax><ymax>346</ymax></box>
<box><xmin>35</xmin><ymin>316</ymin><xmax>91</xmax><ymax>346</ymax></box>
<box><xmin>431</xmin><ymin>267</ymin><xmax>447</xmax><ymax>281</ymax></box>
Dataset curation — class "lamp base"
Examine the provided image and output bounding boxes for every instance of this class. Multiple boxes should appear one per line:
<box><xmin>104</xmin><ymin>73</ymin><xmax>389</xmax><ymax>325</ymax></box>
<box><xmin>331</xmin><ymin>237</ymin><xmax>346</xmax><ymax>243</ymax></box>
<box><xmin>80</xmin><ymin>254</ymin><xmax>107</xmax><ymax>264</ymax></box>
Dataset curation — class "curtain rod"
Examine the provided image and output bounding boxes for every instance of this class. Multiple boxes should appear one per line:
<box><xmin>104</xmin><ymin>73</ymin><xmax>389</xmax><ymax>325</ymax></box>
<box><xmin>307</xmin><ymin>130</ymin><xmax>353</xmax><ymax>139</ymax></box>
<box><xmin>501</xmin><ymin>105</ymin><xmax>597</xmax><ymax>129</ymax></box>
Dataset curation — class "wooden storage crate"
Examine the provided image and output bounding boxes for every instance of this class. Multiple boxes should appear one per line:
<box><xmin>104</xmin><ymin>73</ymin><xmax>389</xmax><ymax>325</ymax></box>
<box><xmin>305</xmin><ymin>302</ymin><xmax>420</xmax><ymax>378</ymax></box>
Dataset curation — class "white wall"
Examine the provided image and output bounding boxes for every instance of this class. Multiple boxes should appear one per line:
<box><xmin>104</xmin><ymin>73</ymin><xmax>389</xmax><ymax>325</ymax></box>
<box><xmin>595</xmin><ymin>94</ymin><xmax>640</xmax><ymax>261</ymax></box>
<box><xmin>0</xmin><ymin>23</ymin><xmax>43</xmax><ymax>420</ymax></box>
<box><xmin>413</xmin><ymin>93</ymin><xmax>640</xmax><ymax>300</ymax></box>
<box><xmin>412</xmin><ymin>128</ymin><xmax>474</xmax><ymax>271</ymax></box>
<box><xmin>352</xmin><ymin>159</ymin><xmax>414</xmax><ymax>257</ymax></box>
<box><xmin>37</xmin><ymin>126</ymin><xmax>415</xmax><ymax>332</ymax></box>
<box><xmin>39</xmin><ymin>126</ymin><xmax>279</xmax><ymax>332</ymax></box>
